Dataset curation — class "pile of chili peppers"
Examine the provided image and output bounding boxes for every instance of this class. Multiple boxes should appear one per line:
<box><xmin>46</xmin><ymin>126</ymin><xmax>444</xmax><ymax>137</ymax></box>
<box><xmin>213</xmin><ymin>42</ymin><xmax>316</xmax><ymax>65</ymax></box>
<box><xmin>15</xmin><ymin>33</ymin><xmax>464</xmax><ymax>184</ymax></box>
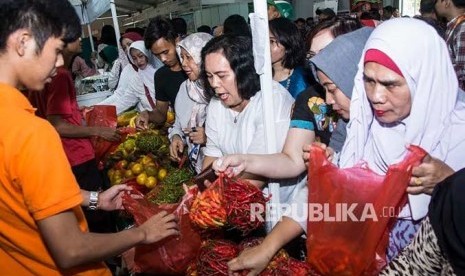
<box><xmin>189</xmin><ymin>176</ymin><xmax>227</xmax><ymax>229</ymax></box>
<box><xmin>239</xmin><ymin>238</ymin><xmax>315</xmax><ymax>276</ymax></box>
<box><xmin>224</xmin><ymin>177</ymin><xmax>268</xmax><ymax>235</ymax></box>
<box><xmin>188</xmin><ymin>240</ymin><xmax>239</xmax><ymax>276</ymax></box>
<box><xmin>190</xmin><ymin>175</ymin><xmax>268</xmax><ymax>235</ymax></box>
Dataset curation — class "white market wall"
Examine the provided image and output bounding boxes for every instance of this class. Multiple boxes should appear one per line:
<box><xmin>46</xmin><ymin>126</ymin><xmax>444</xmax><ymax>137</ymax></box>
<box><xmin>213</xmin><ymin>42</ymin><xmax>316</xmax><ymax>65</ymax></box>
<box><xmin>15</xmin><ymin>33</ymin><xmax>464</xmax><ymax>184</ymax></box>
<box><xmin>192</xmin><ymin>3</ymin><xmax>250</xmax><ymax>30</ymax></box>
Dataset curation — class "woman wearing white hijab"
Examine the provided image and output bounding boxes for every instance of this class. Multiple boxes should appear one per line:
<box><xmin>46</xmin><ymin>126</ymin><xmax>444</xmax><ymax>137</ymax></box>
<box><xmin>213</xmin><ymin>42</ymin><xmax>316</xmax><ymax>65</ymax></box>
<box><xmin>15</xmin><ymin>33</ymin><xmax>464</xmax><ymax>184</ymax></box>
<box><xmin>168</xmin><ymin>33</ymin><xmax>213</xmax><ymax>173</ymax></box>
<box><xmin>98</xmin><ymin>41</ymin><xmax>159</xmax><ymax>114</ymax></box>
<box><xmin>336</xmin><ymin>18</ymin><xmax>465</xmax><ymax>260</ymax></box>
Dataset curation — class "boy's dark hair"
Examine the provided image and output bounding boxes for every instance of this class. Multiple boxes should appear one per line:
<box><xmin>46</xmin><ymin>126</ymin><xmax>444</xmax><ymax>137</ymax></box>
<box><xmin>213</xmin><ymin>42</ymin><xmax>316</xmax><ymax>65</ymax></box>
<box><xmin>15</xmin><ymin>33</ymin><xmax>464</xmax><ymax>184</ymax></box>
<box><xmin>419</xmin><ymin>0</ymin><xmax>436</xmax><ymax>13</ymax></box>
<box><xmin>295</xmin><ymin>18</ymin><xmax>306</xmax><ymax>24</ymax></box>
<box><xmin>144</xmin><ymin>16</ymin><xmax>177</xmax><ymax>50</ymax></box>
<box><xmin>197</xmin><ymin>25</ymin><xmax>212</xmax><ymax>34</ymax></box>
<box><xmin>0</xmin><ymin>0</ymin><xmax>81</xmax><ymax>54</ymax></box>
<box><xmin>223</xmin><ymin>14</ymin><xmax>251</xmax><ymax>37</ymax></box>
<box><xmin>172</xmin><ymin>17</ymin><xmax>187</xmax><ymax>37</ymax></box>
<box><xmin>201</xmin><ymin>35</ymin><xmax>260</xmax><ymax>101</ymax></box>
<box><xmin>269</xmin><ymin>17</ymin><xmax>306</xmax><ymax>69</ymax></box>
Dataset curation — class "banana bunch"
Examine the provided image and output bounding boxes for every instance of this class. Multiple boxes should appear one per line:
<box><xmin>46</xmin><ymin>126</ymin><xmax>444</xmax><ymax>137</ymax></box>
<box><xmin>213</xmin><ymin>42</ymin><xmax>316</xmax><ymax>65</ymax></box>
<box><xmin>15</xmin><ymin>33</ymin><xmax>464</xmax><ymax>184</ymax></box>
<box><xmin>117</xmin><ymin>110</ymin><xmax>138</xmax><ymax>127</ymax></box>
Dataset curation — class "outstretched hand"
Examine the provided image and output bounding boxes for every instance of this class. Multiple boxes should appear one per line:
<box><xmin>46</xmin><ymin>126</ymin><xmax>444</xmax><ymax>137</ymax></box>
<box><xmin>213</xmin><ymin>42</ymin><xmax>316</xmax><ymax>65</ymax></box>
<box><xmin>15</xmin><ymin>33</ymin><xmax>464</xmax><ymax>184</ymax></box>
<box><xmin>98</xmin><ymin>184</ymin><xmax>132</xmax><ymax>211</ymax></box>
<box><xmin>227</xmin><ymin>245</ymin><xmax>272</xmax><ymax>276</ymax></box>
<box><xmin>407</xmin><ymin>153</ymin><xmax>454</xmax><ymax>195</ymax></box>
<box><xmin>212</xmin><ymin>155</ymin><xmax>246</xmax><ymax>178</ymax></box>
<box><xmin>138</xmin><ymin>211</ymin><xmax>178</xmax><ymax>244</ymax></box>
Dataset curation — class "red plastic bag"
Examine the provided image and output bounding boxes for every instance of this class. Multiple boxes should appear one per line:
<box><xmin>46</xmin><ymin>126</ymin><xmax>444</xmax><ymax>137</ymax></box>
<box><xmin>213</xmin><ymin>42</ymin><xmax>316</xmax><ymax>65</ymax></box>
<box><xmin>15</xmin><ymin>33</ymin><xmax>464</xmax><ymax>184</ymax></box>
<box><xmin>306</xmin><ymin>145</ymin><xmax>426</xmax><ymax>275</ymax></box>
<box><xmin>122</xmin><ymin>186</ymin><xmax>202</xmax><ymax>274</ymax></box>
<box><xmin>85</xmin><ymin>105</ymin><xmax>118</xmax><ymax>165</ymax></box>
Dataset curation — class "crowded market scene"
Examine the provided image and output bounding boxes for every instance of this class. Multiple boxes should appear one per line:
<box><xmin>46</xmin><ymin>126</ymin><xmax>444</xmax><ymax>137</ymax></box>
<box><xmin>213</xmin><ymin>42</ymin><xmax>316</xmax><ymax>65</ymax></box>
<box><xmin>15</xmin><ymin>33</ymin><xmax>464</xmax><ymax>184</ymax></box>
<box><xmin>1</xmin><ymin>0</ymin><xmax>465</xmax><ymax>275</ymax></box>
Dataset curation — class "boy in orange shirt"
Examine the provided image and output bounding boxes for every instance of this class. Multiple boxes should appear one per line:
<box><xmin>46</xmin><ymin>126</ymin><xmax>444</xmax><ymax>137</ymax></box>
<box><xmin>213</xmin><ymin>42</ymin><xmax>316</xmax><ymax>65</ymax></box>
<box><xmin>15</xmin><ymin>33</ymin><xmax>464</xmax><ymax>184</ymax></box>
<box><xmin>0</xmin><ymin>1</ymin><xmax>178</xmax><ymax>275</ymax></box>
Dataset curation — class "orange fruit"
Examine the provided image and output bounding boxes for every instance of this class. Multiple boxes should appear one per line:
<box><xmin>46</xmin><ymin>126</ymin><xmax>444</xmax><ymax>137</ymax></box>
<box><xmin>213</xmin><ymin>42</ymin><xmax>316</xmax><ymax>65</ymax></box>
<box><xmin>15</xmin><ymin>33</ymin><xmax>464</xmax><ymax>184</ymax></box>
<box><xmin>145</xmin><ymin>165</ymin><xmax>158</xmax><ymax>177</ymax></box>
<box><xmin>116</xmin><ymin>160</ymin><xmax>128</xmax><ymax>170</ymax></box>
<box><xmin>166</xmin><ymin>111</ymin><xmax>175</xmax><ymax>124</ymax></box>
<box><xmin>157</xmin><ymin>168</ymin><xmax>168</xmax><ymax>181</ymax></box>
<box><xmin>136</xmin><ymin>173</ymin><xmax>147</xmax><ymax>186</ymax></box>
<box><xmin>141</xmin><ymin>155</ymin><xmax>153</xmax><ymax>165</ymax></box>
<box><xmin>145</xmin><ymin>176</ymin><xmax>158</xmax><ymax>188</ymax></box>
<box><xmin>123</xmin><ymin>139</ymin><xmax>136</xmax><ymax>152</ymax></box>
<box><xmin>131</xmin><ymin>163</ymin><xmax>143</xmax><ymax>175</ymax></box>
<box><xmin>124</xmin><ymin>169</ymin><xmax>134</xmax><ymax>178</ymax></box>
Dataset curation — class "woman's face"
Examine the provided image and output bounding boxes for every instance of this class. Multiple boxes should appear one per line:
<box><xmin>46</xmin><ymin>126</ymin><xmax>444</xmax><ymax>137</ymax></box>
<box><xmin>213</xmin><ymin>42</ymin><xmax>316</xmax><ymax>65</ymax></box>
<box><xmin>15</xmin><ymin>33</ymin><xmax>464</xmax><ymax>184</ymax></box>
<box><xmin>269</xmin><ymin>30</ymin><xmax>285</xmax><ymax>65</ymax></box>
<box><xmin>363</xmin><ymin>62</ymin><xmax>411</xmax><ymax>124</ymax></box>
<box><xmin>205</xmin><ymin>52</ymin><xmax>243</xmax><ymax>110</ymax></box>
<box><xmin>180</xmin><ymin>48</ymin><xmax>200</xmax><ymax>81</ymax></box>
<box><xmin>309</xmin><ymin>29</ymin><xmax>334</xmax><ymax>58</ymax></box>
<box><xmin>121</xmin><ymin>38</ymin><xmax>133</xmax><ymax>53</ymax></box>
<box><xmin>317</xmin><ymin>70</ymin><xmax>351</xmax><ymax>120</ymax></box>
<box><xmin>130</xmin><ymin>48</ymin><xmax>148</xmax><ymax>70</ymax></box>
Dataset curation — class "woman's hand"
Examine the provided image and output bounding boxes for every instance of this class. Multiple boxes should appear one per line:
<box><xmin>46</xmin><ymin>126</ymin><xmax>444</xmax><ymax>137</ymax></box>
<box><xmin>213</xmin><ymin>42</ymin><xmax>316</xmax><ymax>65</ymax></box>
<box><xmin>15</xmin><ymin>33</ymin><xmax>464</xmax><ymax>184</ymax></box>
<box><xmin>135</xmin><ymin>111</ymin><xmax>150</xmax><ymax>130</ymax></box>
<box><xmin>303</xmin><ymin>142</ymin><xmax>334</xmax><ymax>167</ymax></box>
<box><xmin>407</xmin><ymin>154</ymin><xmax>455</xmax><ymax>195</ymax></box>
<box><xmin>227</xmin><ymin>244</ymin><xmax>273</xmax><ymax>276</ymax></box>
<box><xmin>169</xmin><ymin>135</ymin><xmax>184</xmax><ymax>162</ymax></box>
<box><xmin>184</xmin><ymin>127</ymin><xmax>206</xmax><ymax>145</ymax></box>
<box><xmin>212</xmin><ymin>155</ymin><xmax>246</xmax><ymax>177</ymax></box>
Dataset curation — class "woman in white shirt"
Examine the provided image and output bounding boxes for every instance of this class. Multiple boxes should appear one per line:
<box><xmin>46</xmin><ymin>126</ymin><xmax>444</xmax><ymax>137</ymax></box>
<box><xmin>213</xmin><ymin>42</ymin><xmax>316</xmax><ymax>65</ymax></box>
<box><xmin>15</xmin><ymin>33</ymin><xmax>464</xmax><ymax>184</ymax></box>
<box><xmin>98</xmin><ymin>41</ymin><xmax>159</xmax><ymax>114</ymax></box>
<box><xmin>201</xmin><ymin>35</ymin><xmax>301</xmax><ymax>228</ymax></box>
<box><xmin>168</xmin><ymin>33</ymin><xmax>213</xmax><ymax>173</ymax></box>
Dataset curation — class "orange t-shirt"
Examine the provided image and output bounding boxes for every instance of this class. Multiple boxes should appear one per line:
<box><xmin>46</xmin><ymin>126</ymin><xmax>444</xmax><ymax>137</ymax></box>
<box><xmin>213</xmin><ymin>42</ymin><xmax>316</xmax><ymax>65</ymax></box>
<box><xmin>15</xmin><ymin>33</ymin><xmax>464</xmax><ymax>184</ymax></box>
<box><xmin>0</xmin><ymin>83</ymin><xmax>110</xmax><ymax>275</ymax></box>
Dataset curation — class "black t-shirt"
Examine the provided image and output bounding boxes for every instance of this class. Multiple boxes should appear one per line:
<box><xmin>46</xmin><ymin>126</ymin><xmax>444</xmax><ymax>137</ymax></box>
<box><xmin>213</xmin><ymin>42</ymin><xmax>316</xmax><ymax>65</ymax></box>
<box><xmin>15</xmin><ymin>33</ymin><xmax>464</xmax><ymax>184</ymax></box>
<box><xmin>290</xmin><ymin>85</ymin><xmax>337</xmax><ymax>145</ymax></box>
<box><xmin>154</xmin><ymin>66</ymin><xmax>187</xmax><ymax>107</ymax></box>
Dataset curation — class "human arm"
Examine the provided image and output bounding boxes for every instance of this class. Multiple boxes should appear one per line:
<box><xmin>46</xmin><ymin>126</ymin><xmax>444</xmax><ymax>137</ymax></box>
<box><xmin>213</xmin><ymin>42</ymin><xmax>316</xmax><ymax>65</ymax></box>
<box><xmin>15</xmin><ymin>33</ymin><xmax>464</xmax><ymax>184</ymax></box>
<box><xmin>135</xmin><ymin>101</ymin><xmax>169</xmax><ymax>129</ymax></box>
<box><xmin>213</xmin><ymin>128</ymin><xmax>314</xmax><ymax>179</ymax></box>
<box><xmin>227</xmin><ymin>217</ymin><xmax>304</xmax><ymax>275</ymax></box>
<box><xmin>37</xmin><ymin>209</ymin><xmax>177</xmax><ymax>270</ymax></box>
<box><xmin>47</xmin><ymin>115</ymin><xmax>120</xmax><ymax>142</ymax></box>
<box><xmin>80</xmin><ymin>184</ymin><xmax>131</xmax><ymax>211</ymax></box>
<box><xmin>407</xmin><ymin>153</ymin><xmax>455</xmax><ymax>195</ymax></box>
<box><xmin>303</xmin><ymin>141</ymin><xmax>334</xmax><ymax>167</ymax></box>
<box><xmin>98</xmin><ymin>72</ymin><xmax>144</xmax><ymax>115</ymax></box>
<box><xmin>107</xmin><ymin>60</ymin><xmax>121</xmax><ymax>90</ymax></box>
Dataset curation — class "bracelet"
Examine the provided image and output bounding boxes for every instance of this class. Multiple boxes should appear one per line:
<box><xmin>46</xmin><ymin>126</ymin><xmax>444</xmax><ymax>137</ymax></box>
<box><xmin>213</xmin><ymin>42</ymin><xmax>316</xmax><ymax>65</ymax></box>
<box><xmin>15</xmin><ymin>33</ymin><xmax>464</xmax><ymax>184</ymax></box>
<box><xmin>88</xmin><ymin>191</ymin><xmax>99</xmax><ymax>210</ymax></box>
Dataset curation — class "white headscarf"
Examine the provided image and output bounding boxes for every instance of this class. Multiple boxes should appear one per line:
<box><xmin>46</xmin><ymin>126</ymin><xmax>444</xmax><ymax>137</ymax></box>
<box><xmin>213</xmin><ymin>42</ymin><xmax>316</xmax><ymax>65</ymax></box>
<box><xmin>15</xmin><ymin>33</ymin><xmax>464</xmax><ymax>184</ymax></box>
<box><xmin>128</xmin><ymin>41</ymin><xmax>157</xmax><ymax>95</ymax></box>
<box><xmin>176</xmin><ymin>32</ymin><xmax>213</xmax><ymax>127</ymax></box>
<box><xmin>340</xmin><ymin>18</ymin><xmax>465</xmax><ymax>173</ymax></box>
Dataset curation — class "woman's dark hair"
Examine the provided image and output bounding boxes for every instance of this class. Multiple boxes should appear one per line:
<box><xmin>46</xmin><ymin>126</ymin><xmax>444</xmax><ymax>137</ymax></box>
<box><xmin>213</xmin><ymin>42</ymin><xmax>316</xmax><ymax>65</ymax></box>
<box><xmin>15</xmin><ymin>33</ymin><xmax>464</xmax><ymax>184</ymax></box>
<box><xmin>306</xmin><ymin>17</ymin><xmax>362</xmax><ymax>53</ymax></box>
<box><xmin>223</xmin><ymin>14</ymin><xmax>251</xmax><ymax>37</ymax></box>
<box><xmin>100</xmin><ymin>25</ymin><xmax>117</xmax><ymax>46</ymax></box>
<box><xmin>269</xmin><ymin>17</ymin><xmax>306</xmax><ymax>69</ymax></box>
<box><xmin>0</xmin><ymin>0</ymin><xmax>81</xmax><ymax>54</ymax></box>
<box><xmin>201</xmin><ymin>35</ymin><xmax>260</xmax><ymax>101</ymax></box>
<box><xmin>144</xmin><ymin>16</ymin><xmax>177</xmax><ymax>50</ymax></box>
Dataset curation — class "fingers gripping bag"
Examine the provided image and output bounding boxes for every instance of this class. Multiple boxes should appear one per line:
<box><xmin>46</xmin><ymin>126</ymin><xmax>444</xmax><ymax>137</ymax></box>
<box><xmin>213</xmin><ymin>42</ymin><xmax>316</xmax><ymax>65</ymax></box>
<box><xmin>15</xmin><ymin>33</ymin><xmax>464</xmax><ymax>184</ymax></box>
<box><xmin>122</xmin><ymin>186</ymin><xmax>202</xmax><ymax>274</ymax></box>
<box><xmin>306</xmin><ymin>145</ymin><xmax>426</xmax><ymax>275</ymax></box>
<box><xmin>85</xmin><ymin>105</ymin><xmax>118</xmax><ymax>167</ymax></box>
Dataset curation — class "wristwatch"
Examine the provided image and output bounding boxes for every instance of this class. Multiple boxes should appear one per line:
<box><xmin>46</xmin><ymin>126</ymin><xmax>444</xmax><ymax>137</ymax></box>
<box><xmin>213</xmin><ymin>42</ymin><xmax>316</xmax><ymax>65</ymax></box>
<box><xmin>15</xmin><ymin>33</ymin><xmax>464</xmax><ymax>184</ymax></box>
<box><xmin>88</xmin><ymin>191</ymin><xmax>99</xmax><ymax>210</ymax></box>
